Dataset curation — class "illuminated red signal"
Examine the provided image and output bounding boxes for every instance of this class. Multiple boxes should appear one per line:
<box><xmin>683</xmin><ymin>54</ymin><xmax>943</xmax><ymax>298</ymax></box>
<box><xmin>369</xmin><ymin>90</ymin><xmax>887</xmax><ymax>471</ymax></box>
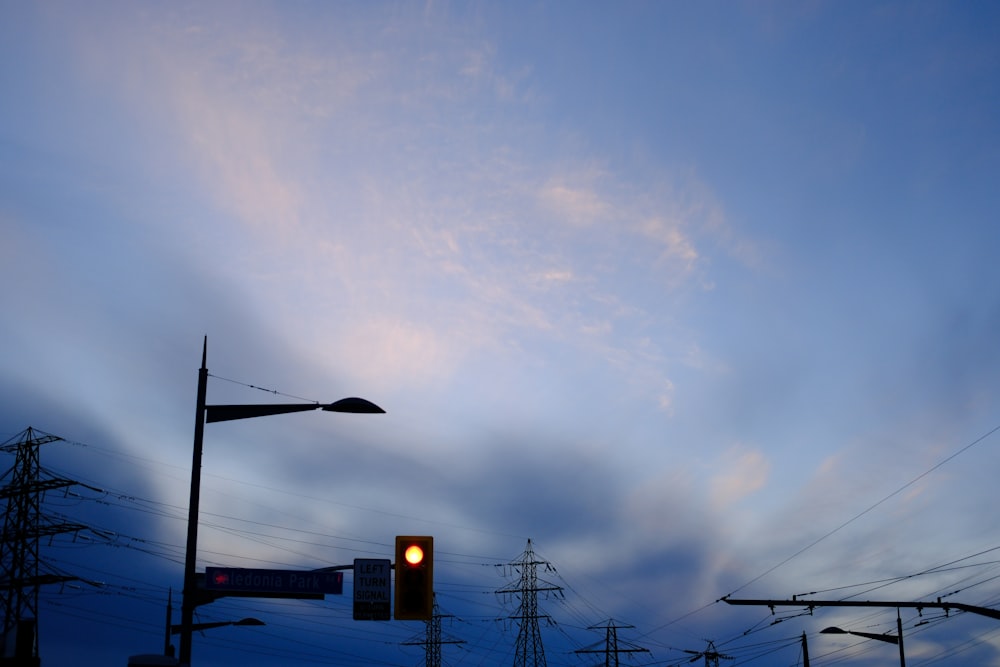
<box><xmin>394</xmin><ymin>536</ymin><xmax>433</xmax><ymax>620</ymax></box>
<box><xmin>404</xmin><ymin>545</ymin><xmax>424</xmax><ymax>565</ymax></box>
<box><xmin>213</xmin><ymin>572</ymin><xmax>230</xmax><ymax>586</ymax></box>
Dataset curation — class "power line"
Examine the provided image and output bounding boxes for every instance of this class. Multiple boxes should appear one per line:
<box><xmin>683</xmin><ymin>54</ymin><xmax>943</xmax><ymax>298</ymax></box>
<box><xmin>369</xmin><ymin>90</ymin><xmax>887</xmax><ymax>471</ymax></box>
<box><xmin>724</xmin><ymin>422</ymin><xmax>1000</xmax><ymax>598</ymax></box>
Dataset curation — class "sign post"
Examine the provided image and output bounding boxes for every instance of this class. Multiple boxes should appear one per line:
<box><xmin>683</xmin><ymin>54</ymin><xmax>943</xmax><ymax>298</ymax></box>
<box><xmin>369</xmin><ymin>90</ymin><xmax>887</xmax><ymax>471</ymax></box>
<box><xmin>353</xmin><ymin>558</ymin><xmax>392</xmax><ymax>620</ymax></box>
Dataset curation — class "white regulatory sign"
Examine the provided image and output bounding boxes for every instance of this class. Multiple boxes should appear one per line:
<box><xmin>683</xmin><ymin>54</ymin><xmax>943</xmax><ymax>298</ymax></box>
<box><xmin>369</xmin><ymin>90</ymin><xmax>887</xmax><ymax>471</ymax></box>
<box><xmin>353</xmin><ymin>558</ymin><xmax>391</xmax><ymax>620</ymax></box>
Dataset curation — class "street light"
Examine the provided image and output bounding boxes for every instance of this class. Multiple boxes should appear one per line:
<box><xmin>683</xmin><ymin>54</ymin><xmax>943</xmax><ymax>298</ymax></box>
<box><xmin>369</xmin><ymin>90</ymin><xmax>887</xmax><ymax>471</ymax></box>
<box><xmin>179</xmin><ymin>338</ymin><xmax>384</xmax><ymax>666</ymax></box>
<box><xmin>821</xmin><ymin>613</ymin><xmax>906</xmax><ymax>667</ymax></box>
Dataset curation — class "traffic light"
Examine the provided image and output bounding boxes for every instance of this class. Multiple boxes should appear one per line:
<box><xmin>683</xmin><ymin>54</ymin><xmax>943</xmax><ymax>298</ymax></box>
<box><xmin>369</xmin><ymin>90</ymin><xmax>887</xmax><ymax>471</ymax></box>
<box><xmin>394</xmin><ymin>535</ymin><xmax>433</xmax><ymax>620</ymax></box>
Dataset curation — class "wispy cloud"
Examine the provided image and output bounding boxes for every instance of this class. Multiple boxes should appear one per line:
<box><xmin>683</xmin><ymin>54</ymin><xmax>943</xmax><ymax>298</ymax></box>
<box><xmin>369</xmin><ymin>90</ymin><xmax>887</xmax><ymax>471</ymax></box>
<box><xmin>709</xmin><ymin>445</ymin><xmax>771</xmax><ymax>510</ymax></box>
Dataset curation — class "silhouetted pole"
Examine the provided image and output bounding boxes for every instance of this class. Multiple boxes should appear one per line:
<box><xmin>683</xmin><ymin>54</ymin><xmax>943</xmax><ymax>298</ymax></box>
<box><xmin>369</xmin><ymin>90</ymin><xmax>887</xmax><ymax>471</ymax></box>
<box><xmin>179</xmin><ymin>341</ymin><xmax>209</xmax><ymax>667</ymax></box>
<box><xmin>801</xmin><ymin>632</ymin><xmax>810</xmax><ymax>667</ymax></box>
<box><xmin>164</xmin><ymin>589</ymin><xmax>173</xmax><ymax>656</ymax></box>
<box><xmin>897</xmin><ymin>610</ymin><xmax>906</xmax><ymax>667</ymax></box>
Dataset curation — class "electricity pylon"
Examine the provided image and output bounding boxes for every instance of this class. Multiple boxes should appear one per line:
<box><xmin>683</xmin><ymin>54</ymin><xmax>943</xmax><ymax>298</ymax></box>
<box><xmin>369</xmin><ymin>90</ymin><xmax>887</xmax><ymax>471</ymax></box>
<box><xmin>682</xmin><ymin>640</ymin><xmax>733</xmax><ymax>667</ymax></box>
<box><xmin>574</xmin><ymin>619</ymin><xmax>649</xmax><ymax>666</ymax></box>
<box><xmin>401</xmin><ymin>595</ymin><xmax>465</xmax><ymax>667</ymax></box>
<box><xmin>496</xmin><ymin>539</ymin><xmax>564</xmax><ymax>667</ymax></box>
<box><xmin>0</xmin><ymin>428</ymin><xmax>88</xmax><ymax>665</ymax></box>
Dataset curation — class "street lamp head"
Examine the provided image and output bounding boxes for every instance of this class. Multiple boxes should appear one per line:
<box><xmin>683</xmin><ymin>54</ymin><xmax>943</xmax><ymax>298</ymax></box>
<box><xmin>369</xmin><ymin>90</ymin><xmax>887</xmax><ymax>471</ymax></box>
<box><xmin>821</xmin><ymin>627</ymin><xmax>847</xmax><ymax>634</ymax></box>
<box><xmin>323</xmin><ymin>397</ymin><xmax>386</xmax><ymax>414</ymax></box>
<box><xmin>234</xmin><ymin>618</ymin><xmax>265</xmax><ymax>627</ymax></box>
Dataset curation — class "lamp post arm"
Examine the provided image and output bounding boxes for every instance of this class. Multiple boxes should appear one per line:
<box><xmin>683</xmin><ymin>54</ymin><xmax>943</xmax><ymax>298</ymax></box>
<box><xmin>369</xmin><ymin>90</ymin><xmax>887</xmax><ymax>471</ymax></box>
<box><xmin>848</xmin><ymin>630</ymin><xmax>899</xmax><ymax>645</ymax></box>
<box><xmin>206</xmin><ymin>403</ymin><xmax>323</xmax><ymax>423</ymax></box>
<box><xmin>206</xmin><ymin>397</ymin><xmax>385</xmax><ymax>423</ymax></box>
<box><xmin>172</xmin><ymin>621</ymin><xmax>231</xmax><ymax>635</ymax></box>
<box><xmin>172</xmin><ymin>618</ymin><xmax>264</xmax><ymax>634</ymax></box>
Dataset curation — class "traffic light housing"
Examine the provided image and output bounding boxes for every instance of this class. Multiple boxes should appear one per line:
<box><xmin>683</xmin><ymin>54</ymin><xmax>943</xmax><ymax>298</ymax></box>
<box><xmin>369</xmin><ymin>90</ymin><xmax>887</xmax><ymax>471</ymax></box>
<box><xmin>394</xmin><ymin>535</ymin><xmax>433</xmax><ymax>620</ymax></box>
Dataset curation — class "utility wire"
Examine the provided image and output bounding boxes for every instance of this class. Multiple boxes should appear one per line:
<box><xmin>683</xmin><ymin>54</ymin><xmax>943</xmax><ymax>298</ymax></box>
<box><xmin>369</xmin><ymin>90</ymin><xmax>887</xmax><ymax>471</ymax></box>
<box><xmin>724</xmin><ymin>422</ymin><xmax>1000</xmax><ymax>598</ymax></box>
<box><xmin>207</xmin><ymin>372</ymin><xmax>320</xmax><ymax>403</ymax></box>
<box><xmin>639</xmin><ymin>422</ymin><xmax>1000</xmax><ymax>666</ymax></box>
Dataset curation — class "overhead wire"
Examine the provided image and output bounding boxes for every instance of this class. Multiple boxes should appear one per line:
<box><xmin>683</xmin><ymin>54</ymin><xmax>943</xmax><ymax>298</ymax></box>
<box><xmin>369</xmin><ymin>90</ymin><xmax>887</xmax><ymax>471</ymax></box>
<box><xmin>10</xmin><ymin>418</ymin><xmax>1000</xmax><ymax>666</ymax></box>
<box><xmin>633</xmin><ymin>421</ymin><xmax>1000</xmax><ymax>665</ymax></box>
<box><xmin>724</xmin><ymin>422</ymin><xmax>1000</xmax><ymax>599</ymax></box>
<box><xmin>8</xmin><ymin>441</ymin><xmax>574</xmax><ymax>666</ymax></box>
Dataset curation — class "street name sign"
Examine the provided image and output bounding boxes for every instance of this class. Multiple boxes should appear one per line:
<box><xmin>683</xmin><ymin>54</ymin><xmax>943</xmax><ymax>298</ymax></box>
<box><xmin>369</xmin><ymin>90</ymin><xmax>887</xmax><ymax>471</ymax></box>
<box><xmin>353</xmin><ymin>558</ymin><xmax>391</xmax><ymax>620</ymax></box>
<box><xmin>205</xmin><ymin>567</ymin><xmax>343</xmax><ymax>596</ymax></box>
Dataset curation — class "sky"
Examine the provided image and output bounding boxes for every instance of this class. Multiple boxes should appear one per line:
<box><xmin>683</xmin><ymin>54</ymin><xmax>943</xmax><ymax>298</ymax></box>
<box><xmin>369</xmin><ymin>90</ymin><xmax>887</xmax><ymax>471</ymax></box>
<box><xmin>2</xmin><ymin>1</ymin><xmax>1000</xmax><ymax>665</ymax></box>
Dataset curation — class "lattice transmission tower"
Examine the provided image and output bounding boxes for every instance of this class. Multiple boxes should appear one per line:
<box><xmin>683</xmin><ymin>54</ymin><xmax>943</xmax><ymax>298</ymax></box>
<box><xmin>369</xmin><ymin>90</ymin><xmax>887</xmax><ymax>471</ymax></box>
<box><xmin>574</xmin><ymin>619</ymin><xmax>649</xmax><ymax>667</ymax></box>
<box><xmin>681</xmin><ymin>640</ymin><xmax>733</xmax><ymax>667</ymax></box>
<box><xmin>496</xmin><ymin>539</ymin><xmax>564</xmax><ymax>667</ymax></box>
<box><xmin>401</xmin><ymin>595</ymin><xmax>465</xmax><ymax>667</ymax></box>
<box><xmin>0</xmin><ymin>427</ymin><xmax>89</xmax><ymax>665</ymax></box>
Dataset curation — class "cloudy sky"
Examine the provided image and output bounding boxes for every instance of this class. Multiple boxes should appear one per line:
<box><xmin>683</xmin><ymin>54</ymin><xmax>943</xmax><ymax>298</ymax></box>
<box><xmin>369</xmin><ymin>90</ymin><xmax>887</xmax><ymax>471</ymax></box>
<box><xmin>3</xmin><ymin>1</ymin><xmax>1000</xmax><ymax>666</ymax></box>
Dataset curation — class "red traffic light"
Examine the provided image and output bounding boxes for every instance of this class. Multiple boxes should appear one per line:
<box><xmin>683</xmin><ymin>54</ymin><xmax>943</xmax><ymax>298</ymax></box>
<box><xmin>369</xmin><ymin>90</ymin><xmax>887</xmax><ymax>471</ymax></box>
<box><xmin>404</xmin><ymin>544</ymin><xmax>425</xmax><ymax>566</ymax></box>
<box><xmin>395</xmin><ymin>536</ymin><xmax>433</xmax><ymax>620</ymax></box>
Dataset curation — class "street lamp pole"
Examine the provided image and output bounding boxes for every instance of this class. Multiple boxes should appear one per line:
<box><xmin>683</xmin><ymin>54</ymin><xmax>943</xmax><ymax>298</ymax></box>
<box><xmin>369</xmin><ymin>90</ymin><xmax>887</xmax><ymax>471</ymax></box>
<box><xmin>179</xmin><ymin>341</ymin><xmax>210</xmax><ymax>667</ymax></box>
<box><xmin>178</xmin><ymin>338</ymin><xmax>384</xmax><ymax>666</ymax></box>
<box><xmin>897</xmin><ymin>610</ymin><xmax>906</xmax><ymax>667</ymax></box>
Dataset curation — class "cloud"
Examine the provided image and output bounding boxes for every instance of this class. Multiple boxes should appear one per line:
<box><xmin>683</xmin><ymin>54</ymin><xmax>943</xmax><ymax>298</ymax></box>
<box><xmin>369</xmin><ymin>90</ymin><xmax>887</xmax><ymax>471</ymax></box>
<box><xmin>709</xmin><ymin>446</ymin><xmax>771</xmax><ymax>510</ymax></box>
<box><xmin>47</xmin><ymin>6</ymin><xmax>748</xmax><ymax>427</ymax></box>
<box><xmin>639</xmin><ymin>215</ymin><xmax>699</xmax><ymax>271</ymax></box>
<box><xmin>538</xmin><ymin>180</ymin><xmax>610</xmax><ymax>225</ymax></box>
<box><xmin>337</xmin><ymin>315</ymin><xmax>461</xmax><ymax>391</ymax></box>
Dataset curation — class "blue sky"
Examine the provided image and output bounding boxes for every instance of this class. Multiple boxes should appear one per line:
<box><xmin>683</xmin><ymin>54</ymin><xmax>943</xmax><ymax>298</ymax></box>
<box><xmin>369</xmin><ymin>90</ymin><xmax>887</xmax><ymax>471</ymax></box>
<box><xmin>2</xmin><ymin>1</ymin><xmax>1000</xmax><ymax>665</ymax></box>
